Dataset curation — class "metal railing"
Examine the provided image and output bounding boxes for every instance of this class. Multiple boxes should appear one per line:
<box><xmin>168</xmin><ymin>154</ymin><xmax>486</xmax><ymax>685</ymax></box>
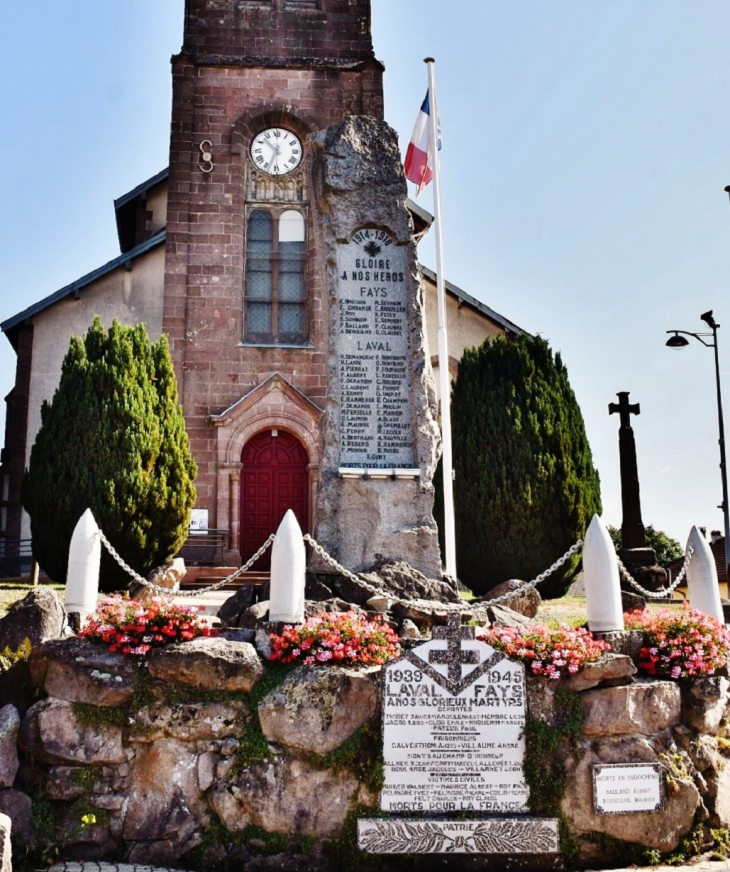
<box><xmin>0</xmin><ymin>537</ymin><xmax>33</xmax><ymax>578</ymax></box>
<box><xmin>176</xmin><ymin>529</ymin><xmax>230</xmax><ymax>566</ymax></box>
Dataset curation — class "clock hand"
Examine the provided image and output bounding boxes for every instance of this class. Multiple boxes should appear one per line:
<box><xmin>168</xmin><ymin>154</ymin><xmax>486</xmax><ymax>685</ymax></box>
<box><xmin>265</xmin><ymin>145</ymin><xmax>280</xmax><ymax>172</ymax></box>
<box><xmin>268</xmin><ymin>143</ymin><xmax>283</xmax><ymax>173</ymax></box>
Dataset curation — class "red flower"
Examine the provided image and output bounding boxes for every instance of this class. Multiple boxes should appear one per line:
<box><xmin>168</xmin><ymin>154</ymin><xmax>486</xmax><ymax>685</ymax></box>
<box><xmin>78</xmin><ymin>595</ymin><xmax>217</xmax><ymax>659</ymax></box>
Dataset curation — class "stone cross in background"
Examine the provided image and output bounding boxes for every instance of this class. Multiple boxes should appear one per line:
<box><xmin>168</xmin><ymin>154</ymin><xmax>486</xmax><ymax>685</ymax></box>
<box><xmin>608</xmin><ymin>391</ymin><xmax>668</xmax><ymax>591</ymax></box>
<box><xmin>608</xmin><ymin>391</ymin><xmax>645</xmax><ymax>550</ymax></box>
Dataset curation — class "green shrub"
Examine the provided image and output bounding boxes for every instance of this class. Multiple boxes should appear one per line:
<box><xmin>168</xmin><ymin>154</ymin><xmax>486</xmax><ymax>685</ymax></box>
<box><xmin>439</xmin><ymin>334</ymin><xmax>601</xmax><ymax>597</ymax></box>
<box><xmin>22</xmin><ymin>317</ymin><xmax>196</xmax><ymax>591</ymax></box>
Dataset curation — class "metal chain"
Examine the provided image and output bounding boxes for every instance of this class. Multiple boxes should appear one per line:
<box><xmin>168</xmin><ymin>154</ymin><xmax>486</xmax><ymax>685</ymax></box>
<box><xmin>305</xmin><ymin>533</ymin><xmax>584</xmax><ymax>609</ymax></box>
<box><xmin>481</xmin><ymin>539</ymin><xmax>585</xmax><ymax>606</ymax></box>
<box><xmin>98</xmin><ymin>522</ymin><xmax>690</xmax><ymax>609</ymax></box>
<box><xmin>305</xmin><ymin>533</ymin><xmax>464</xmax><ymax>612</ymax></box>
<box><xmin>304</xmin><ymin>534</ymin><xmax>387</xmax><ymax>596</ymax></box>
<box><xmin>97</xmin><ymin>530</ymin><xmax>275</xmax><ymax>597</ymax></box>
<box><xmin>617</xmin><ymin>545</ymin><xmax>694</xmax><ymax>600</ymax></box>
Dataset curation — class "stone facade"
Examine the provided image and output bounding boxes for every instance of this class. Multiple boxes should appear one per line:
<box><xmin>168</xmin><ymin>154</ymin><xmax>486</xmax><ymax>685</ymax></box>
<box><xmin>3</xmin><ymin>628</ymin><xmax>730</xmax><ymax>868</ymax></box>
<box><xmin>0</xmin><ymin>0</ymin><xmax>524</xmax><ymax>574</ymax></box>
<box><xmin>161</xmin><ymin>0</ymin><xmax>384</xmax><ymax>550</ymax></box>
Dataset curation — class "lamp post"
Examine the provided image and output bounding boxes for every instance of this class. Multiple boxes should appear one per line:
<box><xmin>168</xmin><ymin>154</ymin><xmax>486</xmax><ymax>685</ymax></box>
<box><xmin>666</xmin><ymin>310</ymin><xmax>730</xmax><ymax>578</ymax></box>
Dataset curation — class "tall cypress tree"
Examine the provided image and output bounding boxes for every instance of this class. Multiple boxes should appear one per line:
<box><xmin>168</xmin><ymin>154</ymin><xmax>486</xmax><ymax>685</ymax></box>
<box><xmin>447</xmin><ymin>334</ymin><xmax>601</xmax><ymax>598</ymax></box>
<box><xmin>21</xmin><ymin>318</ymin><xmax>197</xmax><ymax>591</ymax></box>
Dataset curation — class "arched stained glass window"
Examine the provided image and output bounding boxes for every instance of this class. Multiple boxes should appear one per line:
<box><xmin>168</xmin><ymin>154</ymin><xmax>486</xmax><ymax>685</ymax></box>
<box><xmin>244</xmin><ymin>208</ymin><xmax>307</xmax><ymax>344</ymax></box>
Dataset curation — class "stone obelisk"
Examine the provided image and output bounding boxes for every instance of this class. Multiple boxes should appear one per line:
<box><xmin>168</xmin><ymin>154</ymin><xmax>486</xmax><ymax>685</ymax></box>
<box><xmin>310</xmin><ymin>116</ymin><xmax>442</xmax><ymax>579</ymax></box>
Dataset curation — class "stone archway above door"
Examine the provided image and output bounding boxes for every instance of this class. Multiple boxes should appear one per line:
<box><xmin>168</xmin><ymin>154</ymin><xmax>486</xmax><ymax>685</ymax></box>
<box><xmin>211</xmin><ymin>373</ymin><xmax>323</xmax><ymax>564</ymax></box>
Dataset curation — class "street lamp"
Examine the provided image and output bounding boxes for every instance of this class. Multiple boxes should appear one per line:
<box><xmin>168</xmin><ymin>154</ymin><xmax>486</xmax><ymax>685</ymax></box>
<box><xmin>666</xmin><ymin>310</ymin><xmax>729</xmax><ymax>577</ymax></box>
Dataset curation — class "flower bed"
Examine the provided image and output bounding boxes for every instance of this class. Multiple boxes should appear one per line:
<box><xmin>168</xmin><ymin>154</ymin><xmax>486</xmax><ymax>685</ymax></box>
<box><xmin>624</xmin><ymin>603</ymin><xmax>730</xmax><ymax>678</ymax></box>
<box><xmin>79</xmin><ymin>595</ymin><xmax>215</xmax><ymax>657</ymax></box>
<box><xmin>268</xmin><ymin>611</ymin><xmax>401</xmax><ymax>666</ymax></box>
<box><xmin>478</xmin><ymin>621</ymin><xmax>611</xmax><ymax>680</ymax></box>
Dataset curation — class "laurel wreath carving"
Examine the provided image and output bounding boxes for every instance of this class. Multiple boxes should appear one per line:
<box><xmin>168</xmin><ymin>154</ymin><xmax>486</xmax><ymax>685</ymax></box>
<box><xmin>358</xmin><ymin>819</ymin><xmax>558</xmax><ymax>854</ymax></box>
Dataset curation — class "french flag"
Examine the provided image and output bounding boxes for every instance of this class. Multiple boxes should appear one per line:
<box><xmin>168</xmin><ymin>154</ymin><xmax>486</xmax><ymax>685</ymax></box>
<box><xmin>404</xmin><ymin>90</ymin><xmax>439</xmax><ymax>196</ymax></box>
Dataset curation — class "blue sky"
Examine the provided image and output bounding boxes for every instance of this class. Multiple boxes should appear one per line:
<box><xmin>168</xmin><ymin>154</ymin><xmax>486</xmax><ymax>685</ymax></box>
<box><xmin>1</xmin><ymin>1</ymin><xmax>730</xmax><ymax>548</ymax></box>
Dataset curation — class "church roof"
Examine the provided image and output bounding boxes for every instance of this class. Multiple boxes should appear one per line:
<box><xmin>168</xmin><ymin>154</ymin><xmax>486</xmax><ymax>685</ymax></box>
<box><xmin>114</xmin><ymin>167</ymin><xmax>169</xmax><ymax>210</ymax></box>
<box><xmin>115</xmin><ymin>168</ymin><xmax>168</xmax><ymax>253</ymax></box>
<box><xmin>1</xmin><ymin>173</ymin><xmax>524</xmax><ymax>348</ymax></box>
<box><xmin>418</xmin><ymin>265</ymin><xmax>526</xmax><ymax>337</ymax></box>
<box><xmin>0</xmin><ymin>229</ymin><xmax>166</xmax><ymax>350</ymax></box>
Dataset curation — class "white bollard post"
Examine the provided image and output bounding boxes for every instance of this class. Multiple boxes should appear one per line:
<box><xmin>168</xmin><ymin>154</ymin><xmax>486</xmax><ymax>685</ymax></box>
<box><xmin>65</xmin><ymin>508</ymin><xmax>101</xmax><ymax>618</ymax></box>
<box><xmin>584</xmin><ymin>514</ymin><xmax>625</xmax><ymax>633</ymax></box>
<box><xmin>269</xmin><ymin>509</ymin><xmax>306</xmax><ymax>624</ymax></box>
<box><xmin>686</xmin><ymin>525</ymin><xmax>724</xmax><ymax>623</ymax></box>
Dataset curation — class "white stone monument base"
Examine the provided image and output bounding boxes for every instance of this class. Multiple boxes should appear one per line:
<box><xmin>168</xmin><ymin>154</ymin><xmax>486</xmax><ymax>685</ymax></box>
<box><xmin>357</xmin><ymin>817</ymin><xmax>559</xmax><ymax>854</ymax></box>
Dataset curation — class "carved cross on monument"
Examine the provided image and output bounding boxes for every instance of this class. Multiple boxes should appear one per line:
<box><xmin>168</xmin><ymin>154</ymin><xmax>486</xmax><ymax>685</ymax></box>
<box><xmin>429</xmin><ymin>612</ymin><xmax>480</xmax><ymax>683</ymax></box>
<box><xmin>608</xmin><ymin>391</ymin><xmax>646</xmax><ymax>550</ymax></box>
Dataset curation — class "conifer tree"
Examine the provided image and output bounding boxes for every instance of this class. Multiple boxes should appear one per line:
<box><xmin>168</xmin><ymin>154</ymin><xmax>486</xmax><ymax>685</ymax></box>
<box><xmin>446</xmin><ymin>334</ymin><xmax>601</xmax><ymax>598</ymax></box>
<box><xmin>21</xmin><ymin>318</ymin><xmax>197</xmax><ymax>591</ymax></box>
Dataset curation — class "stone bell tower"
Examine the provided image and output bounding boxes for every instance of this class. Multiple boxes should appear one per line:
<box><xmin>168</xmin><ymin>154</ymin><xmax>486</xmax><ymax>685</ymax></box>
<box><xmin>162</xmin><ymin>0</ymin><xmax>385</xmax><ymax>565</ymax></box>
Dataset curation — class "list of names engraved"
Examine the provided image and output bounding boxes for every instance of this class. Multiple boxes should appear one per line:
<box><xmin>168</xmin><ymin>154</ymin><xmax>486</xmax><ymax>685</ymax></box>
<box><xmin>336</xmin><ymin>229</ymin><xmax>413</xmax><ymax>468</ymax></box>
<box><xmin>381</xmin><ymin>620</ymin><xmax>528</xmax><ymax>815</ymax></box>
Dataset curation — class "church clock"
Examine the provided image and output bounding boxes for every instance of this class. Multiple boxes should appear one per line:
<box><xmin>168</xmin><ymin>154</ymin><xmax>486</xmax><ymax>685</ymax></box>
<box><xmin>250</xmin><ymin>128</ymin><xmax>303</xmax><ymax>176</ymax></box>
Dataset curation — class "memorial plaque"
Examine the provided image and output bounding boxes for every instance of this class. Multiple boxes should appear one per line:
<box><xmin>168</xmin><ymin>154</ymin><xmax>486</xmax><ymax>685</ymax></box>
<box><xmin>358</xmin><ymin>818</ymin><xmax>559</xmax><ymax>854</ymax></box>
<box><xmin>380</xmin><ymin>613</ymin><xmax>529</xmax><ymax>815</ymax></box>
<box><xmin>336</xmin><ymin>228</ymin><xmax>413</xmax><ymax>468</ymax></box>
<box><xmin>593</xmin><ymin>763</ymin><xmax>664</xmax><ymax>814</ymax></box>
<box><xmin>314</xmin><ymin>117</ymin><xmax>442</xmax><ymax>576</ymax></box>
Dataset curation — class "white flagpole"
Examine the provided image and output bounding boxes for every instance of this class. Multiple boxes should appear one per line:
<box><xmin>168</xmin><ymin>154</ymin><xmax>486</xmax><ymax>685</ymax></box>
<box><xmin>425</xmin><ymin>57</ymin><xmax>457</xmax><ymax>580</ymax></box>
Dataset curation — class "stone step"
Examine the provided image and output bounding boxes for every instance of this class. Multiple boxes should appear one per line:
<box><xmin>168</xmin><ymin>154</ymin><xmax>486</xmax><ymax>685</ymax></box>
<box><xmin>181</xmin><ymin>569</ymin><xmax>269</xmax><ymax>591</ymax></box>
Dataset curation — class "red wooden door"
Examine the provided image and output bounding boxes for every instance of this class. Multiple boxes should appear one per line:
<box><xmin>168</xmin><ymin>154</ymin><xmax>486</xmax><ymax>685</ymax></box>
<box><xmin>240</xmin><ymin>430</ymin><xmax>309</xmax><ymax>568</ymax></box>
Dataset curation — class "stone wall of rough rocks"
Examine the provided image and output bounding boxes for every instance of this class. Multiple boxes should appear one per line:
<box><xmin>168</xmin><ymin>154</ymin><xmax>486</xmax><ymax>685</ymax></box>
<box><xmin>2</xmin><ymin>628</ymin><xmax>730</xmax><ymax>868</ymax></box>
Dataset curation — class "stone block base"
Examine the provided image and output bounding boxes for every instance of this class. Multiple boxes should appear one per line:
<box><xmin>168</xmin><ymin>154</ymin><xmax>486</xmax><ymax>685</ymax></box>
<box><xmin>357</xmin><ymin>817</ymin><xmax>559</xmax><ymax>854</ymax></box>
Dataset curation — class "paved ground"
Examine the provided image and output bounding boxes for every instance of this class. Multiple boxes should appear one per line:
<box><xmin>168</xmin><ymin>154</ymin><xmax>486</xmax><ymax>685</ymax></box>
<box><xmin>44</xmin><ymin>859</ymin><xmax>730</xmax><ymax>872</ymax></box>
<box><xmin>171</xmin><ymin>589</ymin><xmax>230</xmax><ymax>616</ymax></box>
<box><xmin>48</xmin><ymin>865</ymin><xmax>188</xmax><ymax>871</ymax></box>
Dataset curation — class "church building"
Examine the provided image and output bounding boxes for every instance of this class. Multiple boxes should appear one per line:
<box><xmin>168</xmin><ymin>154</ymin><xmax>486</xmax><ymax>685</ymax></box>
<box><xmin>0</xmin><ymin>0</ymin><xmax>523</xmax><ymax>575</ymax></box>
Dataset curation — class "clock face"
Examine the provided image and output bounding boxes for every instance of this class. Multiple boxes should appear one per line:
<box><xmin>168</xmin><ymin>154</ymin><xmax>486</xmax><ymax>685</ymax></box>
<box><xmin>250</xmin><ymin>128</ymin><xmax>303</xmax><ymax>176</ymax></box>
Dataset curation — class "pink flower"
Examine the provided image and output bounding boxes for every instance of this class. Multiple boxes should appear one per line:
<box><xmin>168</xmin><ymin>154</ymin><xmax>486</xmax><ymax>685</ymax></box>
<box><xmin>267</xmin><ymin>611</ymin><xmax>400</xmax><ymax>666</ymax></box>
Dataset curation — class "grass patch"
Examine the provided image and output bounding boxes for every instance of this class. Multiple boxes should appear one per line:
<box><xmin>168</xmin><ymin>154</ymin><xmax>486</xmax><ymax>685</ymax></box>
<box><xmin>523</xmin><ymin>689</ymin><xmax>583</xmax><ymax>816</ymax></box>
<box><xmin>584</xmin><ymin>818</ymin><xmax>718</xmax><ymax>867</ymax></box>
<box><xmin>307</xmin><ymin>719</ymin><xmax>384</xmax><ymax>793</ymax></box>
<box><xmin>248</xmin><ymin>661</ymin><xmax>297</xmax><ymax>707</ymax></box>
<box><xmin>235</xmin><ymin>724</ymin><xmax>272</xmax><ymax>769</ymax></box>
<box><xmin>159</xmin><ymin>682</ymin><xmax>250</xmax><ymax>707</ymax></box>
<box><xmin>536</xmin><ymin>594</ymin><xmax>686</xmax><ymax>633</ymax></box>
<box><xmin>182</xmin><ymin>814</ymin><xmax>301</xmax><ymax>870</ymax></box>
<box><xmin>233</xmin><ymin>661</ymin><xmax>297</xmax><ymax>771</ymax></box>
<box><xmin>73</xmin><ymin>701</ymin><xmax>129</xmax><ymax>729</ymax></box>
<box><xmin>70</xmin><ymin>765</ymin><xmax>102</xmax><ymax>792</ymax></box>
<box><xmin>0</xmin><ymin>581</ymin><xmax>64</xmax><ymax>619</ymax></box>
<box><xmin>68</xmin><ymin>797</ymin><xmax>109</xmax><ymax>826</ymax></box>
<box><xmin>522</xmin><ymin>688</ymin><xmax>583</xmax><ymax>865</ymax></box>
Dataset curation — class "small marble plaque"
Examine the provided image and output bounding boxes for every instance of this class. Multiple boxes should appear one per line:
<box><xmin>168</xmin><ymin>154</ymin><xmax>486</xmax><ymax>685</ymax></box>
<box><xmin>381</xmin><ymin>613</ymin><xmax>528</xmax><ymax>814</ymax></box>
<box><xmin>358</xmin><ymin>817</ymin><xmax>559</xmax><ymax>854</ymax></box>
<box><xmin>593</xmin><ymin>763</ymin><xmax>664</xmax><ymax>814</ymax></box>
